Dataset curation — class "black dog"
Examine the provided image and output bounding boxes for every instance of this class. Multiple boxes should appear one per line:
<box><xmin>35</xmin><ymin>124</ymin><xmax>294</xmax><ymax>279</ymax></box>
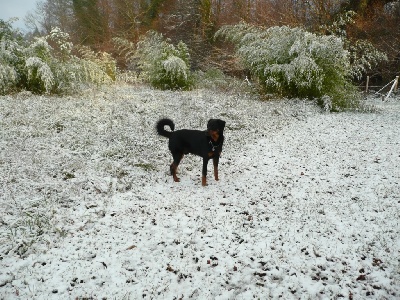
<box><xmin>156</xmin><ymin>118</ymin><xmax>226</xmax><ymax>186</ymax></box>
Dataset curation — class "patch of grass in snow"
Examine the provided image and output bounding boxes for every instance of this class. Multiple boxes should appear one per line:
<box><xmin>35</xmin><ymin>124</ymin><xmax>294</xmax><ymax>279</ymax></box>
<box><xmin>134</xmin><ymin>163</ymin><xmax>156</xmax><ymax>171</ymax></box>
<box><xmin>2</xmin><ymin>196</ymin><xmax>57</xmax><ymax>257</ymax></box>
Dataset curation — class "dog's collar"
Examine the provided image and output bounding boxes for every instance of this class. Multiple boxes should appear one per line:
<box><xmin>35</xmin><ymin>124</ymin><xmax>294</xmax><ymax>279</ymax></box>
<box><xmin>209</xmin><ymin>139</ymin><xmax>220</xmax><ymax>151</ymax></box>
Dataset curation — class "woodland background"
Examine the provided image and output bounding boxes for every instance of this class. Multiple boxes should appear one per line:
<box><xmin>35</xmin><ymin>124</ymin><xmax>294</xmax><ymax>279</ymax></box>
<box><xmin>21</xmin><ymin>0</ymin><xmax>400</xmax><ymax>84</ymax></box>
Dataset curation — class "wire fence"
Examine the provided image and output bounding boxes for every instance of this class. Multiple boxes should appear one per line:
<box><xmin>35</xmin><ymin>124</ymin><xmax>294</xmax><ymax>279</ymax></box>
<box><xmin>361</xmin><ymin>75</ymin><xmax>399</xmax><ymax>101</ymax></box>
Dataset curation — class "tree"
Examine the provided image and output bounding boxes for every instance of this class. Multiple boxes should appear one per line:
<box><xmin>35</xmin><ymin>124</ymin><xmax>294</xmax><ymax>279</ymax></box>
<box><xmin>25</xmin><ymin>0</ymin><xmax>75</xmax><ymax>35</ymax></box>
<box><xmin>343</xmin><ymin>0</ymin><xmax>399</xmax><ymax>81</ymax></box>
<box><xmin>112</xmin><ymin>0</ymin><xmax>142</xmax><ymax>39</ymax></box>
<box><xmin>72</xmin><ymin>0</ymin><xmax>111</xmax><ymax>50</ymax></box>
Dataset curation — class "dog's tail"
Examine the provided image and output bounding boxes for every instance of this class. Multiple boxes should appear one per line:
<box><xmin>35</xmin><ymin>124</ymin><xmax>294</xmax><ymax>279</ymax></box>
<box><xmin>156</xmin><ymin>118</ymin><xmax>175</xmax><ymax>138</ymax></box>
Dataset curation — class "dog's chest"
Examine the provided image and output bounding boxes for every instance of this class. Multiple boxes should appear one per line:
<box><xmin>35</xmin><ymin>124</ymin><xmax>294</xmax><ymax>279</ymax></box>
<box><xmin>207</xmin><ymin>138</ymin><xmax>221</xmax><ymax>157</ymax></box>
<box><xmin>208</xmin><ymin>139</ymin><xmax>218</xmax><ymax>152</ymax></box>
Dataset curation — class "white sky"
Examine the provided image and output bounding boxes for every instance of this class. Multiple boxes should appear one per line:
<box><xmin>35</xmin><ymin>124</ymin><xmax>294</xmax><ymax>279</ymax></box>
<box><xmin>0</xmin><ymin>0</ymin><xmax>39</xmax><ymax>31</ymax></box>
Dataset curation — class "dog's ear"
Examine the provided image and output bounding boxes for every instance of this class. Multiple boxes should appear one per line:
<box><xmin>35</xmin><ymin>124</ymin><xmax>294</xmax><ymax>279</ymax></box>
<box><xmin>207</xmin><ymin>119</ymin><xmax>217</xmax><ymax>130</ymax></box>
<box><xmin>218</xmin><ymin>120</ymin><xmax>226</xmax><ymax>132</ymax></box>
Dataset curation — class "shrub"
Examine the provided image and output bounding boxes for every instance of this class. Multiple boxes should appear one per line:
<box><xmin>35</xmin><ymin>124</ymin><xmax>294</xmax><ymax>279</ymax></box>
<box><xmin>78</xmin><ymin>46</ymin><xmax>117</xmax><ymax>81</ymax></box>
<box><xmin>0</xmin><ymin>63</ymin><xmax>18</xmax><ymax>94</ymax></box>
<box><xmin>215</xmin><ymin>23</ymin><xmax>361</xmax><ymax>111</ymax></box>
<box><xmin>114</xmin><ymin>31</ymin><xmax>193</xmax><ymax>90</ymax></box>
<box><xmin>0</xmin><ymin>23</ymin><xmax>115</xmax><ymax>95</ymax></box>
<box><xmin>0</xmin><ymin>19</ymin><xmax>24</xmax><ymax>94</ymax></box>
<box><xmin>320</xmin><ymin>11</ymin><xmax>388</xmax><ymax>81</ymax></box>
<box><xmin>347</xmin><ymin>40</ymin><xmax>388</xmax><ymax>81</ymax></box>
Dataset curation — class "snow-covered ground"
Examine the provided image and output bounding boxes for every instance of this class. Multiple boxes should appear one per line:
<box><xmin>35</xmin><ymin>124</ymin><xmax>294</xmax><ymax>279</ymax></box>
<box><xmin>0</xmin><ymin>85</ymin><xmax>399</xmax><ymax>299</ymax></box>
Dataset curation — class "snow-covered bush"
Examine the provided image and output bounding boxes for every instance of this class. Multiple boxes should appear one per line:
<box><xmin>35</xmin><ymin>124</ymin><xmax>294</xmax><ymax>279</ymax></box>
<box><xmin>348</xmin><ymin>40</ymin><xmax>388</xmax><ymax>80</ymax></box>
<box><xmin>115</xmin><ymin>31</ymin><xmax>193</xmax><ymax>90</ymax></box>
<box><xmin>0</xmin><ymin>20</ymin><xmax>23</xmax><ymax>94</ymax></box>
<box><xmin>0</xmin><ymin>63</ymin><xmax>18</xmax><ymax>94</ymax></box>
<box><xmin>25</xmin><ymin>28</ymin><xmax>114</xmax><ymax>94</ymax></box>
<box><xmin>216</xmin><ymin>23</ymin><xmax>360</xmax><ymax>111</ymax></box>
<box><xmin>78</xmin><ymin>46</ymin><xmax>117</xmax><ymax>81</ymax></box>
<box><xmin>320</xmin><ymin>11</ymin><xmax>388</xmax><ymax>81</ymax></box>
<box><xmin>0</xmin><ymin>23</ymin><xmax>115</xmax><ymax>95</ymax></box>
<box><xmin>25</xmin><ymin>56</ymin><xmax>54</xmax><ymax>93</ymax></box>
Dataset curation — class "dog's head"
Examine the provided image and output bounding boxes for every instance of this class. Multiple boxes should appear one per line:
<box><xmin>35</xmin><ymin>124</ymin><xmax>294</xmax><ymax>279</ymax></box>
<box><xmin>207</xmin><ymin>119</ymin><xmax>226</xmax><ymax>142</ymax></box>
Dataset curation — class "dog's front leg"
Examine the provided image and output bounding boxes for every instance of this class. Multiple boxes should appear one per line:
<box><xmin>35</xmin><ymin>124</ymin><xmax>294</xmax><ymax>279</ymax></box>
<box><xmin>213</xmin><ymin>156</ymin><xmax>219</xmax><ymax>181</ymax></box>
<box><xmin>202</xmin><ymin>159</ymin><xmax>209</xmax><ymax>186</ymax></box>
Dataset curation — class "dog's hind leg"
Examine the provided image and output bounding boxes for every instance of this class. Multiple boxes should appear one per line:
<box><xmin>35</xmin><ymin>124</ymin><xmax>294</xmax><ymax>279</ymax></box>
<box><xmin>170</xmin><ymin>153</ymin><xmax>183</xmax><ymax>182</ymax></box>
<box><xmin>170</xmin><ymin>163</ymin><xmax>180</xmax><ymax>182</ymax></box>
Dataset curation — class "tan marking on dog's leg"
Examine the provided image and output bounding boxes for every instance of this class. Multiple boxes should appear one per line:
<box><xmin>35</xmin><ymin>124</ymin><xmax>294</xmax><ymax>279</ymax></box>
<box><xmin>170</xmin><ymin>163</ymin><xmax>180</xmax><ymax>182</ymax></box>
<box><xmin>214</xmin><ymin>167</ymin><xmax>219</xmax><ymax>181</ymax></box>
<box><xmin>213</xmin><ymin>159</ymin><xmax>219</xmax><ymax>181</ymax></box>
<box><xmin>202</xmin><ymin>176</ymin><xmax>207</xmax><ymax>186</ymax></box>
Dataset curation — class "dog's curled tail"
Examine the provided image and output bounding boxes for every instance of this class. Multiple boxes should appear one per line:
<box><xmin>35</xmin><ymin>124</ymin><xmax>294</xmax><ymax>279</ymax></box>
<box><xmin>156</xmin><ymin>118</ymin><xmax>175</xmax><ymax>138</ymax></box>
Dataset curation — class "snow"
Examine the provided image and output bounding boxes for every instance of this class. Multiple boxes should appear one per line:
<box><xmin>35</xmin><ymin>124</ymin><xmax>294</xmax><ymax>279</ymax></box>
<box><xmin>0</xmin><ymin>85</ymin><xmax>399</xmax><ymax>299</ymax></box>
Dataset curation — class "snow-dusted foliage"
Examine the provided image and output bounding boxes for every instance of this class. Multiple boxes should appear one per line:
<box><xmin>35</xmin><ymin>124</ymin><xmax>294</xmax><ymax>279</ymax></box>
<box><xmin>320</xmin><ymin>11</ymin><xmax>357</xmax><ymax>38</ymax></box>
<box><xmin>78</xmin><ymin>46</ymin><xmax>117</xmax><ymax>81</ymax></box>
<box><xmin>320</xmin><ymin>11</ymin><xmax>388</xmax><ymax>80</ymax></box>
<box><xmin>0</xmin><ymin>20</ymin><xmax>22</xmax><ymax>94</ymax></box>
<box><xmin>25</xmin><ymin>56</ymin><xmax>55</xmax><ymax>93</ymax></box>
<box><xmin>216</xmin><ymin>23</ymin><xmax>361</xmax><ymax>111</ymax></box>
<box><xmin>0</xmin><ymin>24</ymin><xmax>115</xmax><ymax>95</ymax></box>
<box><xmin>115</xmin><ymin>31</ymin><xmax>193</xmax><ymax>90</ymax></box>
<box><xmin>347</xmin><ymin>40</ymin><xmax>388</xmax><ymax>80</ymax></box>
<box><xmin>0</xmin><ymin>57</ymin><xmax>18</xmax><ymax>94</ymax></box>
